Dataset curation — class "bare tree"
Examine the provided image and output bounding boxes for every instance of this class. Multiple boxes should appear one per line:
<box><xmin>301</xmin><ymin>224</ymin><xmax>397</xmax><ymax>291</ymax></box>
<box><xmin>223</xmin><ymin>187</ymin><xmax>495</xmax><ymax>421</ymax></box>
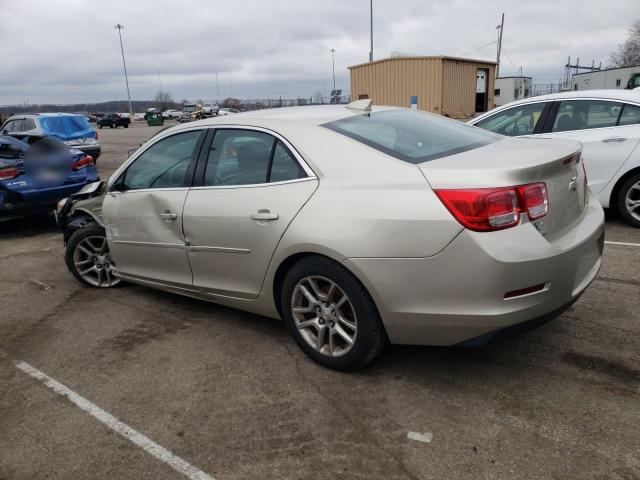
<box><xmin>221</xmin><ymin>97</ymin><xmax>242</xmax><ymax>110</ymax></box>
<box><xmin>312</xmin><ymin>91</ymin><xmax>323</xmax><ymax>104</ymax></box>
<box><xmin>610</xmin><ymin>19</ymin><xmax>640</xmax><ymax>68</ymax></box>
<box><xmin>154</xmin><ymin>90</ymin><xmax>174</xmax><ymax>111</ymax></box>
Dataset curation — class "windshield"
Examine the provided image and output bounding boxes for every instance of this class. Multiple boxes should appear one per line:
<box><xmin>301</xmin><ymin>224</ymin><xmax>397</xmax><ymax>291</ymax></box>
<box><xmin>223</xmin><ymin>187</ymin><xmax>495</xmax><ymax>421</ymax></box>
<box><xmin>183</xmin><ymin>106</ymin><xmax>197</xmax><ymax>113</ymax></box>
<box><xmin>323</xmin><ymin>109</ymin><xmax>500</xmax><ymax>163</ymax></box>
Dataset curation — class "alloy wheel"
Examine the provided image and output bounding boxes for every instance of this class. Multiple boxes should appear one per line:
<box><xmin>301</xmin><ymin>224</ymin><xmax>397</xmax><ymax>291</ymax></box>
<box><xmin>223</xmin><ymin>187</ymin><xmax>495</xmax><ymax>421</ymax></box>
<box><xmin>625</xmin><ymin>180</ymin><xmax>640</xmax><ymax>222</ymax></box>
<box><xmin>72</xmin><ymin>235</ymin><xmax>120</xmax><ymax>287</ymax></box>
<box><xmin>291</xmin><ymin>276</ymin><xmax>357</xmax><ymax>357</ymax></box>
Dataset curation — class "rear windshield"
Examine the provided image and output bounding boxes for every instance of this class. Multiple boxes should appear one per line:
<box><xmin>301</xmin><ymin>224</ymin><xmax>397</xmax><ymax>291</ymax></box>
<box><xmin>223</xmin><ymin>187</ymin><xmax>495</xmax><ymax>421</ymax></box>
<box><xmin>323</xmin><ymin>109</ymin><xmax>500</xmax><ymax>163</ymax></box>
<box><xmin>39</xmin><ymin>115</ymin><xmax>93</xmax><ymax>140</ymax></box>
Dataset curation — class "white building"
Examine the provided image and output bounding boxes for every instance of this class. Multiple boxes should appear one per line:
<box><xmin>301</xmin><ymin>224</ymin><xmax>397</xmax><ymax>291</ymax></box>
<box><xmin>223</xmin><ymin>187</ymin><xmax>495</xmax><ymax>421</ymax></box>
<box><xmin>572</xmin><ymin>65</ymin><xmax>640</xmax><ymax>90</ymax></box>
<box><xmin>493</xmin><ymin>76</ymin><xmax>533</xmax><ymax>106</ymax></box>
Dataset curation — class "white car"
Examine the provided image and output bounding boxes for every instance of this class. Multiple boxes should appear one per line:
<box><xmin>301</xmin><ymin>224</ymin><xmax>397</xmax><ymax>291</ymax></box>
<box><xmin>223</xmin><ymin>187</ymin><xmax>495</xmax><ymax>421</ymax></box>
<box><xmin>162</xmin><ymin>109</ymin><xmax>181</xmax><ymax>119</ymax></box>
<box><xmin>202</xmin><ymin>102</ymin><xmax>219</xmax><ymax>116</ymax></box>
<box><xmin>218</xmin><ymin>108</ymin><xmax>240</xmax><ymax>116</ymax></box>
<box><xmin>469</xmin><ymin>90</ymin><xmax>640</xmax><ymax>227</ymax></box>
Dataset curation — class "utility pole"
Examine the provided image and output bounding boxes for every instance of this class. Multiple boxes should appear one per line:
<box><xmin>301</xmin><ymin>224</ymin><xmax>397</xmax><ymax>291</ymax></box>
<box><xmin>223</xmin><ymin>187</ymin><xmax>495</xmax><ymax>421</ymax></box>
<box><xmin>330</xmin><ymin>49</ymin><xmax>336</xmax><ymax>91</ymax></box>
<box><xmin>495</xmin><ymin>13</ymin><xmax>504</xmax><ymax>78</ymax></box>
<box><xmin>216</xmin><ymin>72</ymin><xmax>220</xmax><ymax>101</ymax></box>
<box><xmin>114</xmin><ymin>24</ymin><xmax>133</xmax><ymax>116</ymax></box>
<box><xmin>369</xmin><ymin>0</ymin><xmax>373</xmax><ymax>61</ymax></box>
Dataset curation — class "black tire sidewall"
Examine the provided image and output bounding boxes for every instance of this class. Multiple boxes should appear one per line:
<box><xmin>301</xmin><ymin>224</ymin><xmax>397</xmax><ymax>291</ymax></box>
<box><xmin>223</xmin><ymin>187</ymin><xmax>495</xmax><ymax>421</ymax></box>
<box><xmin>280</xmin><ymin>255</ymin><xmax>386</xmax><ymax>371</ymax></box>
<box><xmin>617</xmin><ymin>173</ymin><xmax>640</xmax><ymax>228</ymax></box>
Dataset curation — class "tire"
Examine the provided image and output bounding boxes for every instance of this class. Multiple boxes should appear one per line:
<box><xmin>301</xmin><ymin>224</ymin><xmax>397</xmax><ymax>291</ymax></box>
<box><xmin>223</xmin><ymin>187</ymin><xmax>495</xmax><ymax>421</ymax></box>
<box><xmin>617</xmin><ymin>172</ymin><xmax>640</xmax><ymax>228</ymax></box>
<box><xmin>98</xmin><ymin>124</ymin><xmax>103</xmax><ymax>129</ymax></box>
<box><xmin>124</xmin><ymin>123</ymin><xmax>129</xmax><ymax>128</ymax></box>
<box><xmin>281</xmin><ymin>255</ymin><xmax>387</xmax><ymax>371</ymax></box>
<box><xmin>65</xmin><ymin>222</ymin><xmax>121</xmax><ymax>288</ymax></box>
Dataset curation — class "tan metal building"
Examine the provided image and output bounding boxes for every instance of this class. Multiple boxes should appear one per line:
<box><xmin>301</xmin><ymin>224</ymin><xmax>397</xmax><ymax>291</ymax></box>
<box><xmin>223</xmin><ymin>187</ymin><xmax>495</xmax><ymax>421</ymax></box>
<box><xmin>349</xmin><ymin>56</ymin><xmax>497</xmax><ymax>118</ymax></box>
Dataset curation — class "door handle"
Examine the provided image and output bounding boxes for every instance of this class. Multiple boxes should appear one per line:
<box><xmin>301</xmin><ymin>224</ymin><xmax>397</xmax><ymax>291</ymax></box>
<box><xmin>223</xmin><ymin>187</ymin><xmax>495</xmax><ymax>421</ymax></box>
<box><xmin>602</xmin><ymin>137</ymin><xmax>627</xmax><ymax>143</ymax></box>
<box><xmin>250</xmin><ymin>210</ymin><xmax>279</xmax><ymax>221</ymax></box>
<box><xmin>160</xmin><ymin>212</ymin><xmax>178</xmax><ymax>221</ymax></box>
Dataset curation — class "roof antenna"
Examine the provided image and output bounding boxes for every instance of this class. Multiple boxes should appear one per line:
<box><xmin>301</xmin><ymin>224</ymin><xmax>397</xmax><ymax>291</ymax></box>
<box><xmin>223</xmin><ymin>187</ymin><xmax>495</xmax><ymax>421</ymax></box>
<box><xmin>346</xmin><ymin>98</ymin><xmax>373</xmax><ymax>112</ymax></box>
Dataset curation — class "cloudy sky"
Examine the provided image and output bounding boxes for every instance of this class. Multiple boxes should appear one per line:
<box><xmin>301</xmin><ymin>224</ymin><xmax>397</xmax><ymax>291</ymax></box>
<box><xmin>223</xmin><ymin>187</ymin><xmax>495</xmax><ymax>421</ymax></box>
<box><xmin>0</xmin><ymin>0</ymin><xmax>638</xmax><ymax>105</ymax></box>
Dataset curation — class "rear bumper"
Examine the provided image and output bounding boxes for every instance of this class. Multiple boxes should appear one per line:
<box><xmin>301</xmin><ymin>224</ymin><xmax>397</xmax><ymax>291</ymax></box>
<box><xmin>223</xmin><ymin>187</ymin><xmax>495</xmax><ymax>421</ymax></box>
<box><xmin>0</xmin><ymin>176</ymin><xmax>99</xmax><ymax>217</ymax></box>
<box><xmin>344</xmin><ymin>192</ymin><xmax>605</xmax><ymax>346</ymax></box>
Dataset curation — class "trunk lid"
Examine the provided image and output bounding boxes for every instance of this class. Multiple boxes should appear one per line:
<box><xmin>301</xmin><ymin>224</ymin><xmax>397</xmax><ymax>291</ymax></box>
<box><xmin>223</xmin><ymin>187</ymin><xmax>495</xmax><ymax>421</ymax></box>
<box><xmin>418</xmin><ymin>137</ymin><xmax>587</xmax><ymax>243</ymax></box>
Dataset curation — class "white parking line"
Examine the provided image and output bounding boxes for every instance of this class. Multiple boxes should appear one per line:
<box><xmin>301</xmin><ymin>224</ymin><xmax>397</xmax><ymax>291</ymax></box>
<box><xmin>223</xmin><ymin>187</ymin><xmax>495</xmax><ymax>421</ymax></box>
<box><xmin>15</xmin><ymin>361</ymin><xmax>215</xmax><ymax>480</ymax></box>
<box><xmin>604</xmin><ymin>240</ymin><xmax>640</xmax><ymax>247</ymax></box>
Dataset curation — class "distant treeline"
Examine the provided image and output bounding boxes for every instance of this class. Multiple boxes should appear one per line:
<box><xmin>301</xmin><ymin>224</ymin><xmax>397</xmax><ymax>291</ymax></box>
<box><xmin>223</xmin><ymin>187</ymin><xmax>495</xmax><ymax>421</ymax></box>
<box><xmin>0</xmin><ymin>100</ymin><xmax>179</xmax><ymax>116</ymax></box>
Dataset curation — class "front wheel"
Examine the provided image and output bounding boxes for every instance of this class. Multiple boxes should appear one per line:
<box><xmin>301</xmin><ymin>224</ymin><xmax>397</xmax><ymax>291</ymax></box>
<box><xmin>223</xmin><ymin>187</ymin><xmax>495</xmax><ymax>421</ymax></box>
<box><xmin>617</xmin><ymin>172</ymin><xmax>640</xmax><ymax>228</ymax></box>
<box><xmin>65</xmin><ymin>222</ymin><xmax>121</xmax><ymax>288</ymax></box>
<box><xmin>281</xmin><ymin>255</ymin><xmax>387</xmax><ymax>371</ymax></box>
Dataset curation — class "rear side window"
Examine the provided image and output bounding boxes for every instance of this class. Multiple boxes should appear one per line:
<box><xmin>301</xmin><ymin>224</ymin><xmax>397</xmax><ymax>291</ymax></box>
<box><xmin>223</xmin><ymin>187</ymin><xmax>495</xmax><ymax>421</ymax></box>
<box><xmin>619</xmin><ymin>103</ymin><xmax>640</xmax><ymax>126</ymax></box>
<box><xmin>323</xmin><ymin>110</ymin><xmax>499</xmax><ymax>163</ymax></box>
<box><xmin>551</xmin><ymin>100</ymin><xmax>621</xmax><ymax>132</ymax></box>
<box><xmin>203</xmin><ymin>129</ymin><xmax>306</xmax><ymax>186</ymax></box>
<box><xmin>23</xmin><ymin>118</ymin><xmax>36</xmax><ymax>131</ymax></box>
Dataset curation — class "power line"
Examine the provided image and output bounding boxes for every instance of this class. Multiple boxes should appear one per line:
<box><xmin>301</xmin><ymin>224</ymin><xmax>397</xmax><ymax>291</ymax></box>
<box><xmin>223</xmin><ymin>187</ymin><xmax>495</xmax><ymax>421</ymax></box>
<box><xmin>461</xmin><ymin>39</ymin><xmax>497</xmax><ymax>58</ymax></box>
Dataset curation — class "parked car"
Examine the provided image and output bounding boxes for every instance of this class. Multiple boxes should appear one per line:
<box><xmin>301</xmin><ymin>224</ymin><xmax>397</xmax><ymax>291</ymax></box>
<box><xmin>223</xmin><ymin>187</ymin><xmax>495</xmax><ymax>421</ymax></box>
<box><xmin>0</xmin><ymin>134</ymin><xmax>98</xmax><ymax>220</ymax></box>
<box><xmin>469</xmin><ymin>90</ymin><xmax>640</xmax><ymax>227</ymax></box>
<box><xmin>133</xmin><ymin>113</ymin><xmax>146</xmax><ymax>121</ymax></box>
<box><xmin>1</xmin><ymin>113</ymin><xmax>101</xmax><ymax>161</ymax></box>
<box><xmin>97</xmin><ymin>113</ymin><xmax>131</xmax><ymax>129</ymax></box>
<box><xmin>202</xmin><ymin>102</ymin><xmax>219</xmax><ymax>116</ymax></box>
<box><xmin>162</xmin><ymin>109</ymin><xmax>181</xmax><ymax>119</ymax></box>
<box><xmin>57</xmin><ymin>102</ymin><xmax>604</xmax><ymax>370</ymax></box>
<box><xmin>218</xmin><ymin>108</ymin><xmax>240</xmax><ymax>115</ymax></box>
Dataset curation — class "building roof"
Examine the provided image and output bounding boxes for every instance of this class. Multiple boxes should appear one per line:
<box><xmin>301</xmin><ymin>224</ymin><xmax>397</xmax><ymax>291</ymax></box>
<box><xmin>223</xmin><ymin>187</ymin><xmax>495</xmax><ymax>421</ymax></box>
<box><xmin>496</xmin><ymin>76</ymin><xmax>532</xmax><ymax>80</ymax></box>
<box><xmin>573</xmin><ymin>65</ymin><xmax>640</xmax><ymax>76</ymax></box>
<box><xmin>477</xmin><ymin>89</ymin><xmax>640</xmax><ymax>111</ymax></box>
<box><xmin>349</xmin><ymin>55</ymin><xmax>497</xmax><ymax>69</ymax></box>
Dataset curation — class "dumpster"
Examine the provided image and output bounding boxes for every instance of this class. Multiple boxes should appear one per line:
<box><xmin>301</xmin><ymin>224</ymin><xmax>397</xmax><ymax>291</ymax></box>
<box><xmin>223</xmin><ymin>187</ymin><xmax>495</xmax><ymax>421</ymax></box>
<box><xmin>146</xmin><ymin>112</ymin><xmax>164</xmax><ymax>127</ymax></box>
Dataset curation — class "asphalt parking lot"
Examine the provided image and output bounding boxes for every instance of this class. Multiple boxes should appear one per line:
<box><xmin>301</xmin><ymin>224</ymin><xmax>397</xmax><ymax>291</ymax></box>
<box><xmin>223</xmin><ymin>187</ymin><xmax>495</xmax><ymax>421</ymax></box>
<box><xmin>1</xmin><ymin>122</ymin><xmax>639</xmax><ymax>480</ymax></box>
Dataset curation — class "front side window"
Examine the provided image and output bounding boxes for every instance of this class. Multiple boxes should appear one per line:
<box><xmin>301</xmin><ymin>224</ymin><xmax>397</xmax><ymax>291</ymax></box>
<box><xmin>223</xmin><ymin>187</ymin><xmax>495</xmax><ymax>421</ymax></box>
<box><xmin>23</xmin><ymin>118</ymin><xmax>37</xmax><ymax>131</ymax></box>
<box><xmin>203</xmin><ymin>129</ymin><xmax>306</xmax><ymax>186</ymax></box>
<box><xmin>551</xmin><ymin>100</ymin><xmax>622</xmax><ymax>132</ymax></box>
<box><xmin>324</xmin><ymin>110</ymin><xmax>500</xmax><ymax>164</ymax></box>
<box><xmin>474</xmin><ymin>102</ymin><xmax>546</xmax><ymax>137</ymax></box>
<box><xmin>118</xmin><ymin>130</ymin><xmax>201</xmax><ymax>191</ymax></box>
<box><xmin>619</xmin><ymin>103</ymin><xmax>640</xmax><ymax>126</ymax></box>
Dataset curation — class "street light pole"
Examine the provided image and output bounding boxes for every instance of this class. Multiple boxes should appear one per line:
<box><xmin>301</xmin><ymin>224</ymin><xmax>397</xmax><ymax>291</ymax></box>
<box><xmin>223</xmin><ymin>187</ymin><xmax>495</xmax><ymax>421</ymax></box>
<box><xmin>330</xmin><ymin>49</ymin><xmax>336</xmax><ymax>91</ymax></box>
<box><xmin>114</xmin><ymin>24</ymin><xmax>133</xmax><ymax>116</ymax></box>
<box><xmin>369</xmin><ymin>0</ymin><xmax>373</xmax><ymax>62</ymax></box>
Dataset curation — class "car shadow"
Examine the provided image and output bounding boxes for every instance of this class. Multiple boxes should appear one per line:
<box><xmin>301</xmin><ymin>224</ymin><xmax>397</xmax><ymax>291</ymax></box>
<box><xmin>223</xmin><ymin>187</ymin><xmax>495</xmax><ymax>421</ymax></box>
<box><xmin>0</xmin><ymin>212</ymin><xmax>60</xmax><ymax>238</ymax></box>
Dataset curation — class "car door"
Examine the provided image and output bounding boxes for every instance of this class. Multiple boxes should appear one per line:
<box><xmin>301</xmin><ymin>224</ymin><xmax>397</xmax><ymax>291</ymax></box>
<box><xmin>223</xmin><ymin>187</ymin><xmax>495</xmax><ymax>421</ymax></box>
<box><xmin>472</xmin><ymin>101</ymin><xmax>552</xmax><ymax>137</ymax></box>
<box><xmin>182</xmin><ymin>127</ymin><xmax>318</xmax><ymax>299</ymax></box>
<box><xmin>102</xmin><ymin>129</ymin><xmax>205</xmax><ymax>286</ymax></box>
<box><xmin>539</xmin><ymin>99</ymin><xmax>640</xmax><ymax>194</ymax></box>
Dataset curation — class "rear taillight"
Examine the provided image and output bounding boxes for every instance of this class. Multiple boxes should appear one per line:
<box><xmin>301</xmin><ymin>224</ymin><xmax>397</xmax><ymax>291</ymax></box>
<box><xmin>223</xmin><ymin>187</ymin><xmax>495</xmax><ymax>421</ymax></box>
<box><xmin>0</xmin><ymin>167</ymin><xmax>20</xmax><ymax>180</ymax></box>
<box><xmin>72</xmin><ymin>155</ymin><xmax>94</xmax><ymax>170</ymax></box>
<box><xmin>519</xmin><ymin>183</ymin><xmax>548</xmax><ymax>220</ymax></box>
<box><xmin>435</xmin><ymin>182</ymin><xmax>549</xmax><ymax>232</ymax></box>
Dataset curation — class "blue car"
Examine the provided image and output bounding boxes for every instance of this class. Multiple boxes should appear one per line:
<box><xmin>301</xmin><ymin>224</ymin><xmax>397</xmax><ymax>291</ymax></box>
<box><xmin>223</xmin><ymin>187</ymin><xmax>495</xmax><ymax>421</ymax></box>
<box><xmin>1</xmin><ymin>113</ymin><xmax>101</xmax><ymax>161</ymax></box>
<box><xmin>0</xmin><ymin>134</ymin><xmax>99</xmax><ymax>220</ymax></box>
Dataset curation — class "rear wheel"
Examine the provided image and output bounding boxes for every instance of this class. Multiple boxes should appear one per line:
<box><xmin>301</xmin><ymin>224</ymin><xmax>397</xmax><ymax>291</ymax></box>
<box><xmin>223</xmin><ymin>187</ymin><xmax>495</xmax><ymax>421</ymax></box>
<box><xmin>65</xmin><ymin>223</ymin><xmax>121</xmax><ymax>288</ymax></box>
<box><xmin>617</xmin><ymin>172</ymin><xmax>640</xmax><ymax>228</ymax></box>
<box><xmin>281</xmin><ymin>255</ymin><xmax>387</xmax><ymax>371</ymax></box>
<box><xmin>124</xmin><ymin>123</ymin><xmax>129</xmax><ymax>128</ymax></box>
